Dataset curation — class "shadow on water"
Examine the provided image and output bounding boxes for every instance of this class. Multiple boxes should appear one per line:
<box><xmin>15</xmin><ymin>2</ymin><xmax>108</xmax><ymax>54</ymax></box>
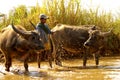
<box><xmin>40</xmin><ymin>65</ymin><xmax>120</xmax><ymax>73</ymax></box>
<box><xmin>62</xmin><ymin>65</ymin><xmax>120</xmax><ymax>70</ymax></box>
<box><xmin>0</xmin><ymin>66</ymin><xmax>52</xmax><ymax>79</ymax></box>
<box><xmin>1</xmin><ymin>64</ymin><xmax>120</xmax><ymax>76</ymax></box>
<box><xmin>11</xmin><ymin>70</ymin><xmax>48</xmax><ymax>77</ymax></box>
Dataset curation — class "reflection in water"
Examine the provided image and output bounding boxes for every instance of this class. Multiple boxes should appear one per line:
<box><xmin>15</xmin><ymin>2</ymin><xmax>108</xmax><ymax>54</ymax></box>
<box><xmin>0</xmin><ymin>57</ymin><xmax>120</xmax><ymax>80</ymax></box>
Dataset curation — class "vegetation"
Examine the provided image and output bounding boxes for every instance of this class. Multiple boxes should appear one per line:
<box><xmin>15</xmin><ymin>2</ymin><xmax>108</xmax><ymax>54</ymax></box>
<box><xmin>0</xmin><ymin>0</ymin><xmax>120</xmax><ymax>57</ymax></box>
<box><xmin>0</xmin><ymin>0</ymin><xmax>116</xmax><ymax>29</ymax></box>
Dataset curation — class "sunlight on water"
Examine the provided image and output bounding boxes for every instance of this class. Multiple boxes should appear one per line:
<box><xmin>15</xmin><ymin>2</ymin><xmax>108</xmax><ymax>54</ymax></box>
<box><xmin>0</xmin><ymin>57</ymin><xmax>120</xmax><ymax>80</ymax></box>
<box><xmin>104</xmin><ymin>70</ymin><xmax>120</xmax><ymax>80</ymax></box>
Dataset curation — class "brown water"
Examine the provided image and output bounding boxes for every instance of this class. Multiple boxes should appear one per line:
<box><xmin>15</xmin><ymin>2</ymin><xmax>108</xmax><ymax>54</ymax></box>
<box><xmin>0</xmin><ymin>57</ymin><xmax>120</xmax><ymax>80</ymax></box>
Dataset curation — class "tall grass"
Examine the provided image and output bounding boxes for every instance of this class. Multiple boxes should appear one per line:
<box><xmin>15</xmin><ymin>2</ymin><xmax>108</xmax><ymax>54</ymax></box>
<box><xmin>0</xmin><ymin>0</ymin><xmax>118</xmax><ymax>36</ymax></box>
<box><xmin>0</xmin><ymin>0</ymin><xmax>115</xmax><ymax>30</ymax></box>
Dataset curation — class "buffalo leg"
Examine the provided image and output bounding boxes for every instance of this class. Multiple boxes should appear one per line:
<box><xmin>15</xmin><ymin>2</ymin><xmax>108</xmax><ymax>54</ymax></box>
<box><xmin>37</xmin><ymin>52</ymin><xmax>42</xmax><ymax>68</ymax></box>
<box><xmin>83</xmin><ymin>53</ymin><xmax>87</xmax><ymax>67</ymax></box>
<box><xmin>24</xmin><ymin>54</ymin><xmax>29</xmax><ymax>72</ymax></box>
<box><xmin>5</xmin><ymin>56</ymin><xmax>12</xmax><ymax>71</ymax></box>
<box><xmin>83</xmin><ymin>49</ymin><xmax>89</xmax><ymax>67</ymax></box>
<box><xmin>55</xmin><ymin>49</ymin><xmax>62</xmax><ymax>66</ymax></box>
<box><xmin>47</xmin><ymin>50</ymin><xmax>52</xmax><ymax>68</ymax></box>
<box><xmin>94</xmin><ymin>51</ymin><xmax>100</xmax><ymax>66</ymax></box>
<box><xmin>55</xmin><ymin>44</ymin><xmax>63</xmax><ymax>66</ymax></box>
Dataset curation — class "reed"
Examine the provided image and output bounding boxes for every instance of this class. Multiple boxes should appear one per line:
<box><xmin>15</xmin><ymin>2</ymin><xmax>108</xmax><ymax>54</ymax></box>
<box><xmin>0</xmin><ymin>0</ymin><xmax>115</xmax><ymax>30</ymax></box>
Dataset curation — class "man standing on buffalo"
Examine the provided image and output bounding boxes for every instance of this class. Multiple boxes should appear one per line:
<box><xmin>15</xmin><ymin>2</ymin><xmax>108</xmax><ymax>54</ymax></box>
<box><xmin>36</xmin><ymin>14</ymin><xmax>52</xmax><ymax>49</ymax></box>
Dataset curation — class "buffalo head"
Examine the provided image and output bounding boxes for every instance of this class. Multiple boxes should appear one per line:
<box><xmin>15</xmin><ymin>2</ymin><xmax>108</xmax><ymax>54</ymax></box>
<box><xmin>12</xmin><ymin>24</ymin><xmax>44</xmax><ymax>50</ymax></box>
<box><xmin>84</xmin><ymin>28</ymin><xmax>112</xmax><ymax>48</ymax></box>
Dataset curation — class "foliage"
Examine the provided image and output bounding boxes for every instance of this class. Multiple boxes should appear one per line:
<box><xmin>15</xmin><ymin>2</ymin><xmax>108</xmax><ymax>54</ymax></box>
<box><xmin>0</xmin><ymin>0</ymin><xmax>116</xmax><ymax>29</ymax></box>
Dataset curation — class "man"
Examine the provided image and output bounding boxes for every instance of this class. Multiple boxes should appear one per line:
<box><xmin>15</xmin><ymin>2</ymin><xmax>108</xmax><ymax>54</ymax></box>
<box><xmin>36</xmin><ymin>14</ymin><xmax>54</xmax><ymax>68</ymax></box>
<box><xmin>36</xmin><ymin>14</ymin><xmax>52</xmax><ymax>45</ymax></box>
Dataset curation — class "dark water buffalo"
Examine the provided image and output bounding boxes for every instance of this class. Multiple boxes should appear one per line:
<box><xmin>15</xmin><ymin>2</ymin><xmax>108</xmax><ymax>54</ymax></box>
<box><xmin>0</xmin><ymin>24</ymin><xmax>44</xmax><ymax>72</ymax></box>
<box><xmin>84</xmin><ymin>29</ymin><xmax>113</xmax><ymax>66</ymax></box>
<box><xmin>51</xmin><ymin>24</ymin><xmax>97</xmax><ymax>67</ymax></box>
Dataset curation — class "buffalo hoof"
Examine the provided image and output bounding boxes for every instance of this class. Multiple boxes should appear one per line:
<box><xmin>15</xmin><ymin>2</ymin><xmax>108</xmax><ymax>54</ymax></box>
<box><xmin>24</xmin><ymin>70</ymin><xmax>29</xmax><ymax>74</ymax></box>
<box><xmin>56</xmin><ymin>62</ymin><xmax>62</xmax><ymax>67</ymax></box>
<box><xmin>83</xmin><ymin>66</ymin><xmax>87</xmax><ymax>69</ymax></box>
<box><xmin>25</xmin><ymin>69</ymin><xmax>29</xmax><ymax>72</ymax></box>
<box><xmin>49</xmin><ymin>62</ymin><xmax>52</xmax><ymax>68</ymax></box>
<box><xmin>5</xmin><ymin>68</ymin><xmax>10</xmax><ymax>72</ymax></box>
<box><xmin>48</xmin><ymin>63</ymin><xmax>52</xmax><ymax>68</ymax></box>
<box><xmin>95</xmin><ymin>65</ymin><xmax>99</xmax><ymax>67</ymax></box>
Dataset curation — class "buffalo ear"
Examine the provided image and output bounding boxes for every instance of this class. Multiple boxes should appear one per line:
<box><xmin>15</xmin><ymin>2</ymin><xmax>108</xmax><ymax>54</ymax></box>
<box><xmin>91</xmin><ymin>25</ymin><xmax>96</xmax><ymax>30</ymax></box>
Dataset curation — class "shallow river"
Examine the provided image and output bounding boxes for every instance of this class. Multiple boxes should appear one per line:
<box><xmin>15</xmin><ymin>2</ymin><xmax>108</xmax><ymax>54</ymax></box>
<box><xmin>0</xmin><ymin>56</ymin><xmax>120</xmax><ymax>80</ymax></box>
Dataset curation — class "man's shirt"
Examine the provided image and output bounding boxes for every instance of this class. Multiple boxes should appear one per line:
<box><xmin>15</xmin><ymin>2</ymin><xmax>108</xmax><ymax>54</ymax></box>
<box><xmin>36</xmin><ymin>23</ymin><xmax>51</xmax><ymax>44</ymax></box>
<box><xmin>36</xmin><ymin>23</ymin><xmax>51</xmax><ymax>34</ymax></box>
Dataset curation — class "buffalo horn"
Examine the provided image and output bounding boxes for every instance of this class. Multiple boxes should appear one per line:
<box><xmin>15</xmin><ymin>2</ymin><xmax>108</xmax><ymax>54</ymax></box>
<box><xmin>11</xmin><ymin>23</ymin><xmax>30</xmax><ymax>36</ymax></box>
<box><xmin>100</xmin><ymin>28</ymin><xmax>113</xmax><ymax>37</ymax></box>
<box><xmin>29</xmin><ymin>20</ymin><xmax>36</xmax><ymax>29</ymax></box>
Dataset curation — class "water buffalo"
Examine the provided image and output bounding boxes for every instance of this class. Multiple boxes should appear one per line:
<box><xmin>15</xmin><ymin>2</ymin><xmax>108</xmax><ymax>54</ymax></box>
<box><xmin>0</xmin><ymin>24</ymin><xmax>44</xmax><ymax>72</ymax></box>
<box><xmin>84</xmin><ymin>29</ymin><xmax>113</xmax><ymax>66</ymax></box>
<box><xmin>51</xmin><ymin>24</ymin><xmax>97</xmax><ymax>67</ymax></box>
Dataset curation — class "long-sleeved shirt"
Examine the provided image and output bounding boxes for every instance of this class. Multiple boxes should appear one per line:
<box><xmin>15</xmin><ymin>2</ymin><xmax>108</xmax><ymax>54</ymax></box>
<box><xmin>36</xmin><ymin>23</ymin><xmax>51</xmax><ymax>34</ymax></box>
<box><xmin>36</xmin><ymin>23</ymin><xmax>51</xmax><ymax>44</ymax></box>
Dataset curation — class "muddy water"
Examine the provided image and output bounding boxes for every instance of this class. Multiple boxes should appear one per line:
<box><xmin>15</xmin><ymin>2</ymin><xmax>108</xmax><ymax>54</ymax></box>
<box><xmin>0</xmin><ymin>57</ymin><xmax>120</xmax><ymax>80</ymax></box>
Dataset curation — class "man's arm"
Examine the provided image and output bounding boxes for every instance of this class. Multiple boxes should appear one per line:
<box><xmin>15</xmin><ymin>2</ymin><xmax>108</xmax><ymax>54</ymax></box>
<box><xmin>44</xmin><ymin>24</ymin><xmax>52</xmax><ymax>34</ymax></box>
